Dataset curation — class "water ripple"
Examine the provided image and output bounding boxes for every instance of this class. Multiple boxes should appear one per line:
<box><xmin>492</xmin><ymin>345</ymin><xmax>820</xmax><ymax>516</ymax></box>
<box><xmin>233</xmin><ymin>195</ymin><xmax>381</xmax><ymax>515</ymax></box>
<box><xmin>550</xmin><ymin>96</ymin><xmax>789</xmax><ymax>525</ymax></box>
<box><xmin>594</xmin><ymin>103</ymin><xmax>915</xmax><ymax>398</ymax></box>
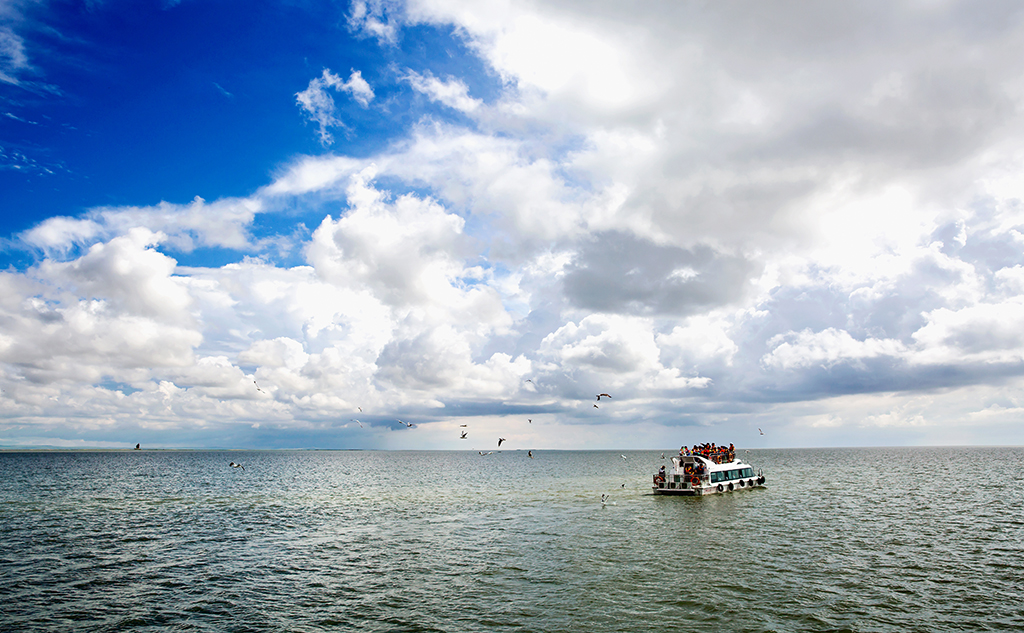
<box><xmin>1</xmin><ymin>448</ymin><xmax>1022</xmax><ymax>631</ymax></box>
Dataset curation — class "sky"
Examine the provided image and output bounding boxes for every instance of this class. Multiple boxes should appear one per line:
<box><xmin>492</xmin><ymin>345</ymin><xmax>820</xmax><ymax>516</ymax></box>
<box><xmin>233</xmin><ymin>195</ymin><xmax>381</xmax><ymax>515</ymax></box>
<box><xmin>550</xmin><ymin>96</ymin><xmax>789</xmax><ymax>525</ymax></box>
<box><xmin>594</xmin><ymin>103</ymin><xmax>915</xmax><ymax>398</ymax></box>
<box><xmin>3</xmin><ymin>0</ymin><xmax>1024</xmax><ymax>450</ymax></box>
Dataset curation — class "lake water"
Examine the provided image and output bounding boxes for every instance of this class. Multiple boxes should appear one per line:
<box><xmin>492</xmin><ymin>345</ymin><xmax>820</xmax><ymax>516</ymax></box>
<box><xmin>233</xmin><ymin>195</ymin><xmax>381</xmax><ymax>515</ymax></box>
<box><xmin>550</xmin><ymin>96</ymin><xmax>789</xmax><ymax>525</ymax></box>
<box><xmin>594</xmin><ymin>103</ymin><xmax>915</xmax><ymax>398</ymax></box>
<box><xmin>1</xmin><ymin>447</ymin><xmax>1022</xmax><ymax>632</ymax></box>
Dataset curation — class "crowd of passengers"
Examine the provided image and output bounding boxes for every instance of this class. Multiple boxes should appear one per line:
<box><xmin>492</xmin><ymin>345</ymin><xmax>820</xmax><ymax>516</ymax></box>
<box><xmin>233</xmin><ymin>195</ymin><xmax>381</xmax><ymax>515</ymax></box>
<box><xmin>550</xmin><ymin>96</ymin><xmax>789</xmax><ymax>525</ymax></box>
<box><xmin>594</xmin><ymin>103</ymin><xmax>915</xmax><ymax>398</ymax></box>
<box><xmin>680</xmin><ymin>442</ymin><xmax>736</xmax><ymax>464</ymax></box>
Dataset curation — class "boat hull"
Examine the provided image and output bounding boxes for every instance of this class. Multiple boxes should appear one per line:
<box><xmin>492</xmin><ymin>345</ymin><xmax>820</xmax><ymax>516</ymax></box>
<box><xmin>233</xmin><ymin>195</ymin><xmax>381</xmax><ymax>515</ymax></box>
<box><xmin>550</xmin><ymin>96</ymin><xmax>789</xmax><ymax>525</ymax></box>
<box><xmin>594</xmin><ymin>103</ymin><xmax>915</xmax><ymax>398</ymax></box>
<box><xmin>652</xmin><ymin>479</ymin><xmax>766</xmax><ymax>495</ymax></box>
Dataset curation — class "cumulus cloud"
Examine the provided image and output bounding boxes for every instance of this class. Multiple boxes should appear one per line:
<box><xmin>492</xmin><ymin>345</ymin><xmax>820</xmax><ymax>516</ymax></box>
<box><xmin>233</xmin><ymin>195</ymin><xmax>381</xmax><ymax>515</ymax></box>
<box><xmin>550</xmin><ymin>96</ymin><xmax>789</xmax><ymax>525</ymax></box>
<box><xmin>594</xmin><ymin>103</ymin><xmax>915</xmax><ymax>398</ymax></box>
<box><xmin>657</xmin><ymin>314</ymin><xmax>740</xmax><ymax>371</ymax></box>
<box><xmin>41</xmin><ymin>228</ymin><xmax>192</xmax><ymax>320</ymax></box>
<box><xmin>306</xmin><ymin>166</ymin><xmax>473</xmax><ymax>307</ymax></box>
<box><xmin>20</xmin><ymin>195</ymin><xmax>262</xmax><ymax>258</ymax></box>
<box><xmin>301</xmin><ymin>167</ymin><xmax>527</xmax><ymax>403</ymax></box>
<box><xmin>11</xmin><ymin>1</ymin><xmax>1024</xmax><ymax>447</ymax></box>
<box><xmin>912</xmin><ymin>300</ymin><xmax>1024</xmax><ymax>365</ymax></box>
<box><xmin>536</xmin><ymin>314</ymin><xmax>710</xmax><ymax>405</ymax></box>
<box><xmin>762</xmin><ymin>328</ymin><xmax>907</xmax><ymax>371</ymax></box>
<box><xmin>0</xmin><ymin>232</ymin><xmax>202</xmax><ymax>390</ymax></box>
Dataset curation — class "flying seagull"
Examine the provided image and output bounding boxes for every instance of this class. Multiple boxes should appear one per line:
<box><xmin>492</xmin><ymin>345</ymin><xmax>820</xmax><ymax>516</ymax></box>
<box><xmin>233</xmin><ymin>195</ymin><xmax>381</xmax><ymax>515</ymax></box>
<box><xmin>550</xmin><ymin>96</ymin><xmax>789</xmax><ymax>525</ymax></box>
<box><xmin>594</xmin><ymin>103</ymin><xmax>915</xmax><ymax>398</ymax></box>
<box><xmin>460</xmin><ymin>431</ymin><xmax>468</xmax><ymax>439</ymax></box>
<box><xmin>254</xmin><ymin>380</ymin><xmax>264</xmax><ymax>393</ymax></box>
<box><xmin>351</xmin><ymin>419</ymin><xmax>363</xmax><ymax>428</ymax></box>
<box><xmin>357</xmin><ymin>407</ymin><xmax>362</xmax><ymax>412</ymax></box>
<box><xmin>478</xmin><ymin>451</ymin><xmax>493</xmax><ymax>456</ymax></box>
<box><xmin>459</xmin><ymin>424</ymin><xmax>468</xmax><ymax>427</ymax></box>
<box><xmin>498</xmin><ymin>437</ymin><xmax>506</xmax><ymax>447</ymax></box>
<box><xmin>229</xmin><ymin>462</ymin><xmax>244</xmax><ymax>470</ymax></box>
<box><xmin>397</xmin><ymin>419</ymin><xmax>415</xmax><ymax>428</ymax></box>
<box><xmin>528</xmin><ymin>419</ymin><xmax>532</xmax><ymax>423</ymax></box>
<box><xmin>620</xmin><ymin>455</ymin><xmax>627</xmax><ymax>461</ymax></box>
<box><xmin>524</xmin><ymin>379</ymin><xmax>533</xmax><ymax>383</ymax></box>
<box><xmin>596</xmin><ymin>393</ymin><xmax>612</xmax><ymax>400</ymax></box>
<box><xmin>601</xmin><ymin>493</ymin><xmax>609</xmax><ymax>506</ymax></box>
<box><xmin>593</xmin><ymin>404</ymin><xmax>599</xmax><ymax>408</ymax></box>
<box><xmin>759</xmin><ymin>428</ymin><xmax>764</xmax><ymax>435</ymax></box>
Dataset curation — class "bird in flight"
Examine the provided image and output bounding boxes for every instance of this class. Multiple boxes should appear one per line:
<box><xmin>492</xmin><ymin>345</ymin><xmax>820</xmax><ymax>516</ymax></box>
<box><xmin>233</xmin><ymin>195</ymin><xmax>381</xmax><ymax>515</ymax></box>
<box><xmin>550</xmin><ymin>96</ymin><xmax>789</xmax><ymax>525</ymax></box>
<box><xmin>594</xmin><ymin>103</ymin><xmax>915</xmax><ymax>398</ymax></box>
<box><xmin>620</xmin><ymin>455</ymin><xmax>627</xmax><ymax>461</ymax></box>
<box><xmin>593</xmin><ymin>404</ymin><xmax>599</xmax><ymax>408</ymax></box>
<box><xmin>397</xmin><ymin>420</ymin><xmax>415</xmax><ymax>428</ymax></box>
<box><xmin>254</xmin><ymin>380</ymin><xmax>264</xmax><ymax>393</ymax></box>
<box><xmin>601</xmin><ymin>493</ymin><xmax>609</xmax><ymax>506</ymax></box>
<box><xmin>528</xmin><ymin>419</ymin><xmax>532</xmax><ymax>423</ymax></box>
<box><xmin>478</xmin><ymin>451</ymin><xmax>493</xmax><ymax>456</ymax></box>
<box><xmin>497</xmin><ymin>437</ymin><xmax>506</xmax><ymax>447</ymax></box>
<box><xmin>460</xmin><ymin>431</ymin><xmax>468</xmax><ymax>439</ymax></box>
<box><xmin>351</xmin><ymin>419</ymin><xmax>363</xmax><ymax>428</ymax></box>
<box><xmin>758</xmin><ymin>428</ymin><xmax>764</xmax><ymax>435</ymax></box>
<box><xmin>357</xmin><ymin>407</ymin><xmax>362</xmax><ymax>412</ymax></box>
<box><xmin>459</xmin><ymin>424</ymin><xmax>468</xmax><ymax>427</ymax></box>
<box><xmin>229</xmin><ymin>462</ymin><xmax>244</xmax><ymax>470</ymax></box>
<box><xmin>596</xmin><ymin>393</ymin><xmax>611</xmax><ymax>400</ymax></box>
<box><xmin>524</xmin><ymin>379</ymin><xmax>533</xmax><ymax>384</ymax></box>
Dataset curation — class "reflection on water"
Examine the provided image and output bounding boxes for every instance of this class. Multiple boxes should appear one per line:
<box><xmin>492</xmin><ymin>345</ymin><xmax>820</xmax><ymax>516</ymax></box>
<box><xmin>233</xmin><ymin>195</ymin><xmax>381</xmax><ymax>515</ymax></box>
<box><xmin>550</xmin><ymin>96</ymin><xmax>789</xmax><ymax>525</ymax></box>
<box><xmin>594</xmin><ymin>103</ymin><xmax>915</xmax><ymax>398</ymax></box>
<box><xmin>1</xmin><ymin>448</ymin><xmax>1022</xmax><ymax>631</ymax></box>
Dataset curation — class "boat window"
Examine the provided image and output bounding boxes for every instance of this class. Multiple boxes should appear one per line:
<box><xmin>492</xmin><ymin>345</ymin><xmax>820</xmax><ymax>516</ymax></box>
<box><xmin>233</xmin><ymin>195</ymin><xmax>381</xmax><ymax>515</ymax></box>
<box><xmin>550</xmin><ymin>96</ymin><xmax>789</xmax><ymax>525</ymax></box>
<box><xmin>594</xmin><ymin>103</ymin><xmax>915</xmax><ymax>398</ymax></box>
<box><xmin>704</xmin><ymin>467</ymin><xmax>756</xmax><ymax>483</ymax></box>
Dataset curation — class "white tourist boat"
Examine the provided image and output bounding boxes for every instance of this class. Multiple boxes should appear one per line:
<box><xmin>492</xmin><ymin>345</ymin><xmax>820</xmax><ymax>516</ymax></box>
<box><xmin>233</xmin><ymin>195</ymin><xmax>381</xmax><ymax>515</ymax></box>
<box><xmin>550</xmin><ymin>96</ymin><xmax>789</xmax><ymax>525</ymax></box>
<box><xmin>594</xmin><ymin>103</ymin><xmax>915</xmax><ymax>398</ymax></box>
<box><xmin>652</xmin><ymin>450</ymin><xmax>766</xmax><ymax>495</ymax></box>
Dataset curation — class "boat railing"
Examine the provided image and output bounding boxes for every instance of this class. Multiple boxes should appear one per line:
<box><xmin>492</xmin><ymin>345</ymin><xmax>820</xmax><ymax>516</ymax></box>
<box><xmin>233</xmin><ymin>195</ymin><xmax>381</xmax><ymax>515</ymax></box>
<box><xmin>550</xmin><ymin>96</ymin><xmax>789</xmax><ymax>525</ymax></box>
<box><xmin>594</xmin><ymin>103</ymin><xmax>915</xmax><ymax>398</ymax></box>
<box><xmin>690</xmin><ymin>452</ymin><xmax>735</xmax><ymax>464</ymax></box>
<box><xmin>655</xmin><ymin>472</ymin><xmax>705</xmax><ymax>489</ymax></box>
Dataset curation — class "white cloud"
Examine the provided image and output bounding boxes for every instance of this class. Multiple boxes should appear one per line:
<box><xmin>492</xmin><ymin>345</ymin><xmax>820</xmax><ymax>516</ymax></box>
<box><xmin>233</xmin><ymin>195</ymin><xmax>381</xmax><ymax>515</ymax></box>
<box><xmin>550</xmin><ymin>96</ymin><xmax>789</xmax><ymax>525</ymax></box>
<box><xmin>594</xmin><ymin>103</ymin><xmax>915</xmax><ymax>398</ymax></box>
<box><xmin>537</xmin><ymin>314</ymin><xmax>710</xmax><ymax>403</ymax></box>
<box><xmin>239</xmin><ymin>337</ymin><xmax>309</xmax><ymax>370</ymax></box>
<box><xmin>342</xmin><ymin>70</ymin><xmax>375</xmax><ymax>107</ymax></box>
<box><xmin>407</xmin><ymin>1</ymin><xmax>660</xmax><ymax>114</ymax></box>
<box><xmin>0</xmin><ymin>26</ymin><xmax>29</xmax><ymax>86</ymax></box>
<box><xmin>912</xmin><ymin>300</ymin><xmax>1024</xmax><ymax>365</ymax></box>
<box><xmin>12</xmin><ymin>1</ymin><xmax>1024</xmax><ymax>448</ymax></box>
<box><xmin>20</xmin><ymin>195</ymin><xmax>262</xmax><ymax>257</ymax></box>
<box><xmin>263</xmin><ymin>155</ymin><xmax>363</xmax><ymax>196</ymax></box>
<box><xmin>21</xmin><ymin>216</ymin><xmax>103</xmax><ymax>254</ymax></box>
<box><xmin>348</xmin><ymin>0</ymin><xmax>402</xmax><ymax>45</ymax></box>
<box><xmin>657</xmin><ymin>314</ymin><xmax>740</xmax><ymax>369</ymax></box>
<box><xmin>41</xmin><ymin>228</ymin><xmax>192</xmax><ymax>321</ymax></box>
<box><xmin>377</xmin><ymin>124</ymin><xmax>599</xmax><ymax>245</ymax></box>
<box><xmin>295</xmin><ymin>69</ymin><xmax>375</xmax><ymax>145</ymax></box>
<box><xmin>404</xmin><ymin>69</ymin><xmax>482</xmax><ymax>113</ymax></box>
<box><xmin>0</xmin><ymin>233</ymin><xmax>203</xmax><ymax>388</ymax></box>
<box><xmin>762</xmin><ymin>328</ymin><xmax>908</xmax><ymax>371</ymax></box>
<box><xmin>306</xmin><ymin>166</ymin><xmax>472</xmax><ymax>307</ymax></box>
